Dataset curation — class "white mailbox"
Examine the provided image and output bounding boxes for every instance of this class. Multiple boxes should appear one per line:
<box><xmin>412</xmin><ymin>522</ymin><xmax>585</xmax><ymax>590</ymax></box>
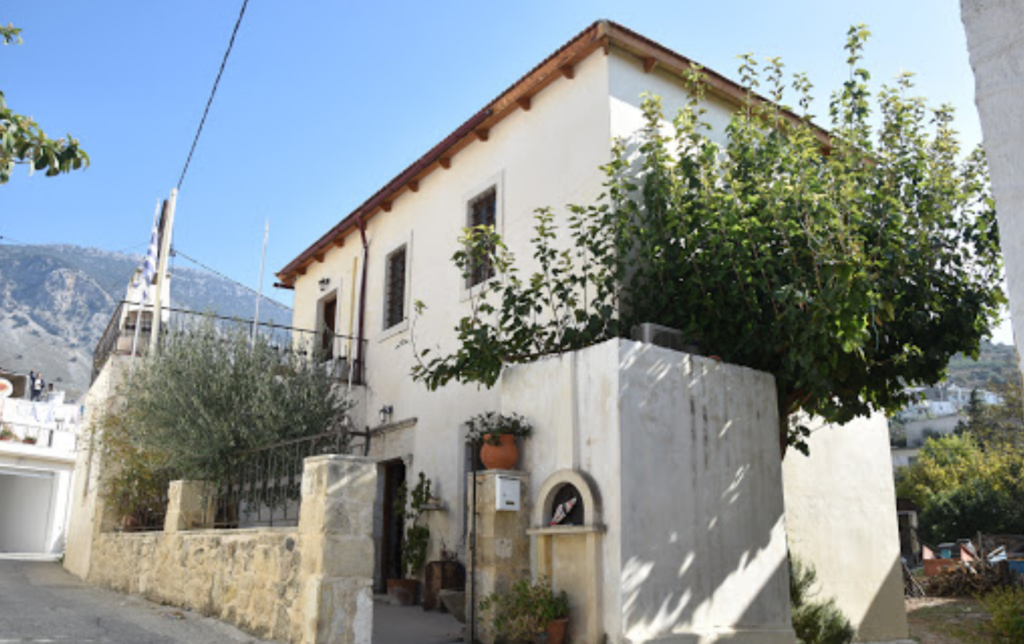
<box><xmin>495</xmin><ymin>475</ymin><xmax>521</xmax><ymax>512</ymax></box>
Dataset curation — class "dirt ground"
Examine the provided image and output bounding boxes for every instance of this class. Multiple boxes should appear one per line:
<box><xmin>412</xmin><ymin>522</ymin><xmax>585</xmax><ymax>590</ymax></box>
<box><xmin>906</xmin><ymin>597</ymin><xmax>995</xmax><ymax>644</ymax></box>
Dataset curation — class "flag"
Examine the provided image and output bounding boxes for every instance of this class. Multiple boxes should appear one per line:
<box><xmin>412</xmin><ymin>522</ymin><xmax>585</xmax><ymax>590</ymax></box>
<box><xmin>138</xmin><ymin>218</ymin><xmax>159</xmax><ymax>304</ymax></box>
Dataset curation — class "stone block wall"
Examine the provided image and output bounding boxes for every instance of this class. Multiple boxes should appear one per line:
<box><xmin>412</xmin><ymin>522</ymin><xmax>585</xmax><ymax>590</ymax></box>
<box><xmin>76</xmin><ymin>454</ymin><xmax>377</xmax><ymax>644</ymax></box>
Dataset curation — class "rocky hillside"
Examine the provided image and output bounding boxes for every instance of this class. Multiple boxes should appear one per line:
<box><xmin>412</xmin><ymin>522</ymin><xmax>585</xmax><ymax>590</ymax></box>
<box><xmin>0</xmin><ymin>244</ymin><xmax>291</xmax><ymax>400</ymax></box>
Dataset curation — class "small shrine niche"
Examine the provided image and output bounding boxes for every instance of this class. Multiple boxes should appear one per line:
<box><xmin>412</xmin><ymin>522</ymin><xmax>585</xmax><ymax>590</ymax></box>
<box><xmin>529</xmin><ymin>469</ymin><xmax>605</xmax><ymax>644</ymax></box>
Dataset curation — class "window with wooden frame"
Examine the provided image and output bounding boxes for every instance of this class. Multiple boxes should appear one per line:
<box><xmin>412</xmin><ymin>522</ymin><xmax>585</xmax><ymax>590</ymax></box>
<box><xmin>384</xmin><ymin>245</ymin><xmax>407</xmax><ymax>330</ymax></box>
<box><xmin>466</xmin><ymin>186</ymin><xmax>497</xmax><ymax>288</ymax></box>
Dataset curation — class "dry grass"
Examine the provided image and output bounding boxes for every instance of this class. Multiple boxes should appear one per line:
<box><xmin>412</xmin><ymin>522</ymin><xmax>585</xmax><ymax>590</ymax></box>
<box><xmin>906</xmin><ymin>597</ymin><xmax>995</xmax><ymax>644</ymax></box>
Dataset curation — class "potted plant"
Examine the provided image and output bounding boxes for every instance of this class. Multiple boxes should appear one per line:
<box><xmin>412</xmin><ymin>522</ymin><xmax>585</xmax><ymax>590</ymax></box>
<box><xmin>479</xmin><ymin>576</ymin><xmax>570</xmax><ymax>644</ymax></box>
<box><xmin>0</xmin><ymin>425</ymin><xmax>15</xmax><ymax>441</ymax></box>
<box><xmin>387</xmin><ymin>471</ymin><xmax>432</xmax><ymax>605</ymax></box>
<box><xmin>466</xmin><ymin>412</ymin><xmax>532</xmax><ymax>470</ymax></box>
<box><xmin>21</xmin><ymin>435</ymin><xmax>37</xmax><ymax>445</ymax></box>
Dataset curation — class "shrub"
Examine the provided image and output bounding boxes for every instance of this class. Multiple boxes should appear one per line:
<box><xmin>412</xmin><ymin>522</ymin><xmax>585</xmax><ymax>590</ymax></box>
<box><xmin>981</xmin><ymin>586</ymin><xmax>1024</xmax><ymax>643</ymax></box>
<box><xmin>790</xmin><ymin>558</ymin><xmax>854</xmax><ymax>644</ymax></box>
<box><xmin>479</xmin><ymin>577</ymin><xmax>569</xmax><ymax>641</ymax></box>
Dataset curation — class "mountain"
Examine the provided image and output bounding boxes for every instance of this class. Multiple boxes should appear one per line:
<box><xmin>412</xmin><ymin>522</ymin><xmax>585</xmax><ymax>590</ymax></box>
<box><xmin>946</xmin><ymin>341</ymin><xmax>1020</xmax><ymax>391</ymax></box>
<box><xmin>0</xmin><ymin>244</ymin><xmax>292</xmax><ymax>401</ymax></box>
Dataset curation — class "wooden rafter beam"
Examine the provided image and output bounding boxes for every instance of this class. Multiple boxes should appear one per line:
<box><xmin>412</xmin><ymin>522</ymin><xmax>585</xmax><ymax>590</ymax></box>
<box><xmin>381</xmin><ymin>201</ymin><xmax>392</xmax><ymax>213</ymax></box>
<box><xmin>333</xmin><ymin>237</ymin><xmax>345</xmax><ymax>247</ymax></box>
<box><xmin>643</xmin><ymin>57</ymin><xmax>657</xmax><ymax>73</ymax></box>
<box><xmin>560</xmin><ymin>64</ymin><xmax>575</xmax><ymax>79</ymax></box>
<box><xmin>439</xmin><ymin>157</ymin><xmax>451</xmax><ymax>170</ymax></box>
<box><xmin>315</xmin><ymin>253</ymin><xmax>325</xmax><ymax>263</ymax></box>
<box><xmin>408</xmin><ymin>179</ymin><xmax>419</xmax><ymax>192</ymax></box>
<box><xmin>517</xmin><ymin>96</ymin><xmax>532</xmax><ymax>111</ymax></box>
<box><xmin>474</xmin><ymin>129</ymin><xmax>489</xmax><ymax>142</ymax></box>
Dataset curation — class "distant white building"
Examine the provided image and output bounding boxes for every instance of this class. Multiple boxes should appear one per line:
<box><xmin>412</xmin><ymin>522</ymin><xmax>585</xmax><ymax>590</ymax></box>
<box><xmin>0</xmin><ymin>387</ymin><xmax>83</xmax><ymax>556</ymax></box>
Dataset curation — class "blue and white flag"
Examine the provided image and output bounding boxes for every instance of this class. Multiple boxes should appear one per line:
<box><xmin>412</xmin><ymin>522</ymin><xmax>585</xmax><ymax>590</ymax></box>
<box><xmin>138</xmin><ymin>218</ymin><xmax>159</xmax><ymax>304</ymax></box>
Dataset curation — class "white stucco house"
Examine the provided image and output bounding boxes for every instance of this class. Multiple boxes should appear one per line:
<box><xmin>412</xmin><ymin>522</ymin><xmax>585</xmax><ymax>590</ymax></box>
<box><xmin>275</xmin><ymin>21</ymin><xmax>909</xmax><ymax>643</ymax></box>
<box><xmin>0</xmin><ymin>391</ymin><xmax>82</xmax><ymax>556</ymax></box>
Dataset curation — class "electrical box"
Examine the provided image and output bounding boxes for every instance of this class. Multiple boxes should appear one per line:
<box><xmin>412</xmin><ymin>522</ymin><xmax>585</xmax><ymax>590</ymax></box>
<box><xmin>495</xmin><ymin>475</ymin><xmax>521</xmax><ymax>512</ymax></box>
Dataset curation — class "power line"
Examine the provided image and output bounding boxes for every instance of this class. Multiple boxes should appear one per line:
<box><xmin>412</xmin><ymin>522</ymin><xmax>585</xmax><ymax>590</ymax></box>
<box><xmin>172</xmin><ymin>247</ymin><xmax>291</xmax><ymax>311</ymax></box>
<box><xmin>177</xmin><ymin>0</ymin><xmax>251</xmax><ymax>190</ymax></box>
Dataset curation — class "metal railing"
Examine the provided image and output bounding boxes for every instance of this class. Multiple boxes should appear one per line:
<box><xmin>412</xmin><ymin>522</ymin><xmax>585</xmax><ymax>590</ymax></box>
<box><xmin>0</xmin><ymin>421</ymin><xmax>78</xmax><ymax>452</ymax></box>
<box><xmin>93</xmin><ymin>301</ymin><xmax>365</xmax><ymax>385</ymax></box>
<box><xmin>203</xmin><ymin>426</ymin><xmax>370</xmax><ymax>529</ymax></box>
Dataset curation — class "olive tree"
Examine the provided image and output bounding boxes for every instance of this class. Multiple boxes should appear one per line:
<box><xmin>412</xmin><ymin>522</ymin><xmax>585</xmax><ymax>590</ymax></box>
<box><xmin>411</xmin><ymin>26</ymin><xmax>1004</xmax><ymax>454</ymax></box>
<box><xmin>119</xmin><ymin>321</ymin><xmax>350</xmax><ymax>482</ymax></box>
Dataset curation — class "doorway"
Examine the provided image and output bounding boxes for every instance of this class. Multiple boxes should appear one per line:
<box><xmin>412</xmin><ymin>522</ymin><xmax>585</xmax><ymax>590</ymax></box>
<box><xmin>378</xmin><ymin>459</ymin><xmax>406</xmax><ymax>592</ymax></box>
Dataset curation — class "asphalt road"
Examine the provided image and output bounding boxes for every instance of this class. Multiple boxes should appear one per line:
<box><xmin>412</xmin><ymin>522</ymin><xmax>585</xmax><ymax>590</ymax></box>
<box><xmin>0</xmin><ymin>556</ymin><xmax>277</xmax><ymax>644</ymax></box>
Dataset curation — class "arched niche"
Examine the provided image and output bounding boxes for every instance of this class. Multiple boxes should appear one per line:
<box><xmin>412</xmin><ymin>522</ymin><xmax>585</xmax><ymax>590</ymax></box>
<box><xmin>532</xmin><ymin>468</ymin><xmax>602</xmax><ymax>529</ymax></box>
<box><xmin>528</xmin><ymin>469</ymin><xmax>604</xmax><ymax>644</ymax></box>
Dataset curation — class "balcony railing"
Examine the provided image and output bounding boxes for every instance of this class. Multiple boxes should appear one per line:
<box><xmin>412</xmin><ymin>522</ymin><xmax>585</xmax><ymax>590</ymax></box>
<box><xmin>92</xmin><ymin>301</ymin><xmax>365</xmax><ymax>385</ymax></box>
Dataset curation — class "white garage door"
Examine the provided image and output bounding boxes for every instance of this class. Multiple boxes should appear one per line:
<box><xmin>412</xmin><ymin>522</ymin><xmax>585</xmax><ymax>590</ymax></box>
<box><xmin>0</xmin><ymin>470</ymin><xmax>55</xmax><ymax>553</ymax></box>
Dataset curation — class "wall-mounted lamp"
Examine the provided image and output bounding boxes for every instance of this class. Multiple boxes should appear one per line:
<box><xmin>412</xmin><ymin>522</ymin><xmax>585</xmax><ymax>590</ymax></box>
<box><xmin>379</xmin><ymin>405</ymin><xmax>394</xmax><ymax>425</ymax></box>
<box><xmin>318</xmin><ymin>277</ymin><xmax>331</xmax><ymax>292</ymax></box>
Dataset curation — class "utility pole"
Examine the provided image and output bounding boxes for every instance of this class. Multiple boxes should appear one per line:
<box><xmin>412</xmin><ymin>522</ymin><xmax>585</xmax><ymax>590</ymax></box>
<box><xmin>149</xmin><ymin>188</ymin><xmax>178</xmax><ymax>354</ymax></box>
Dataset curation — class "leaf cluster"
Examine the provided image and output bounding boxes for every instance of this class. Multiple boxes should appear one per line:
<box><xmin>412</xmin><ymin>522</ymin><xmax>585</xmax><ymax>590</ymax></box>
<box><xmin>478</xmin><ymin>576</ymin><xmax>569</xmax><ymax>640</ymax></box>
<box><xmin>409</xmin><ymin>25</ymin><xmax>1004</xmax><ymax>454</ymax></box>
<box><xmin>465</xmin><ymin>411</ymin><xmax>533</xmax><ymax>446</ymax></box>
<box><xmin>895</xmin><ymin>432</ymin><xmax>1024</xmax><ymax>543</ymax></box>
<box><xmin>790</xmin><ymin>558</ymin><xmax>855</xmax><ymax>644</ymax></box>
<box><xmin>394</xmin><ymin>471</ymin><xmax>432</xmax><ymax>578</ymax></box>
<box><xmin>118</xmin><ymin>319</ymin><xmax>351</xmax><ymax>483</ymax></box>
<box><xmin>980</xmin><ymin>586</ymin><xmax>1024</xmax><ymax>643</ymax></box>
<box><xmin>1</xmin><ymin>20</ymin><xmax>89</xmax><ymax>184</ymax></box>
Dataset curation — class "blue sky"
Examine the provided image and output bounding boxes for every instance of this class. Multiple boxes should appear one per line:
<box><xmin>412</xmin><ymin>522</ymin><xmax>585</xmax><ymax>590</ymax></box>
<box><xmin>0</xmin><ymin>1</ymin><xmax>1012</xmax><ymax>343</ymax></box>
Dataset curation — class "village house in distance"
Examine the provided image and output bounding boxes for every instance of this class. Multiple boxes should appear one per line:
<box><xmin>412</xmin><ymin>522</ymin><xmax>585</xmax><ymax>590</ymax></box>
<box><xmin>66</xmin><ymin>20</ymin><xmax>910</xmax><ymax>644</ymax></box>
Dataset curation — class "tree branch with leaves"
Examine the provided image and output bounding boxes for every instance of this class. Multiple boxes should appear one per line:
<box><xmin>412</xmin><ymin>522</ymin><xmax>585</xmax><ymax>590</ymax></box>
<box><xmin>1</xmin><ymin>21</ymin><xmax>89</xmax><ymax>184</ymax></box>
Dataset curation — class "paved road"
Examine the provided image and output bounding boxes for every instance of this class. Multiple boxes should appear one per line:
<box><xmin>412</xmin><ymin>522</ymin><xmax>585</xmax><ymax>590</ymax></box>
<box><xmin>0</xmin><ymin>557</ymin><xmax>276</xmax><ymax>643</ymax></box>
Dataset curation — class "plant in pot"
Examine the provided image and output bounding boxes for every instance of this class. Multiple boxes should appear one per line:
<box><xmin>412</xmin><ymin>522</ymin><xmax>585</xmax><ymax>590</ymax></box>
<box><xmin>387</xmin><ymin>471</ymin><xmax>432</xmax><ymax>606</ymax></box>
<box><xmin>21</xmin><ymin>435</ymin><xmax>37</xmax><ymax>445</ymax></box>
<box><xmin>479</xmin><ymin>576</ymin><xmax>570</xmax><ymax>644</ymax></box>
<box><xmin>0</xmin><ymin>425</ymin><xmax>15</xmax><ymax>441</ymax></box>
<box><xmin>466</xmin><ymin>412</ymin><xmax>532</xmax><ymax>470</ymax></box>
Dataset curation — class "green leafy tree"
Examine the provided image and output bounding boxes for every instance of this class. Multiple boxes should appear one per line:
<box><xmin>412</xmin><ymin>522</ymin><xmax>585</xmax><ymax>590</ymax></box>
<box><xmin>896</xmin><ymin>433</ymin><xmax>1024</xmax><ymax>543</ymax></box>
<box><xmin>411</xmin><ymin>25</ymin><xmax>1004</xmax><ymax>454</ymax></box>
<box><xmin>1</xmin><ymin>21</ymin><xmax>89</xmax><ymax>184</ymax></box>
<box><xmin>118</xmin><ymin>321</ymin><xmax>351</xmax><ymax>482</ymax></box>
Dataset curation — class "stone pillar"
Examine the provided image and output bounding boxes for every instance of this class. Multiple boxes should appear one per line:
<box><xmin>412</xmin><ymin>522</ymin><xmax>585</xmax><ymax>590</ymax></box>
<box><xmin>466</xmin><ymin>469</ymin><xmax>531</xmax><ymax>644</ymax></box>
<box><xmin>298</xmin><ymin>454</ymin><xmax>377</xmax><ymax>644</ymax></box>
<box><xmin>164</xmin><ymin>480</ymin><xmax>215</xmax><ymax>532</ymax></box>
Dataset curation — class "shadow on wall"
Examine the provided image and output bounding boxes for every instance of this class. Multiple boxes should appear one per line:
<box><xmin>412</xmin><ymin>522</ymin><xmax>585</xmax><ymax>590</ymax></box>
<box><xmin>613</xmin><ymin>343</ymin><xmax>792</xmax><ymax>641</ymax></box>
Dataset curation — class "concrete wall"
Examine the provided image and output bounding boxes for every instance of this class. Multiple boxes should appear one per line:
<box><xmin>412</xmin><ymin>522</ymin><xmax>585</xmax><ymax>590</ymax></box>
<box><xmin>783</xmin><ymin>414</ymin><xmax>910</xmax><ymax>642</ymax></box>
<box><xmin>64</xmin><ymin>354</ymin><xmax>130</xmax><ymax>578</ymax></box>
<box><xmin>961</xmin><ymin>0</ymin><xmax>1024</xmax><ymax>378</ymax></box>
<box><xmin>502</xmin><ymin>339</ymin><xmax>796</xmax><ymax>644</ymax></box>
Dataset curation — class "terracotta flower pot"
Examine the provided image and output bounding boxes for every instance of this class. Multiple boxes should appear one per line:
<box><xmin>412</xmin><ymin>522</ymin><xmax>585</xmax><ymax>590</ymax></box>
<box><xmin>480</xmin><ymin>433</ymin><xmax>519</xmax><ymax>470</ymax></box>
<box><xmin>546</xmin><ymin>617</ymin><xmax>568</xmax><ymax>644</ymax></box>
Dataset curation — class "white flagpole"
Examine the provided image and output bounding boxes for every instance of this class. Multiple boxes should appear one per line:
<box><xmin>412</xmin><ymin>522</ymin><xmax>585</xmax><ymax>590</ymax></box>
<box><xmin>251</xmin><ymin>218</ymin><xmax>269</xmax><ymax>348</ymax></box>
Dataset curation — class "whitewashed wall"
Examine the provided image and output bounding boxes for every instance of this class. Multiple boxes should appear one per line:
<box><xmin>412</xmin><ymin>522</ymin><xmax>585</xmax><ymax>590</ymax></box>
<box><xmin>783</xmin><ymin>414</ymin><xmax>910</xmax><ymax>642</ymax></box>
<box><xmin>502</xmin><ymin>339</ymin><xmax>795</xmax><ymax>644</ymax></box>
<box><xmin>962</xmin><ymin>0</ymin><xmax>1024</xmax><ymax>378</ymax></box>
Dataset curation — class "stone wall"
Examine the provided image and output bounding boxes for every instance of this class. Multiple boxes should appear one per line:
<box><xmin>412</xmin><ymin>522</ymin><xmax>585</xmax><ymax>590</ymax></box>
<box><xmin>90</xmin><ymin>529</ymin><xmax>304</xmax><ymax>642</ymax></box>
<box><xmin>69</xmin><ymin>454</ymin><xmax>377</xmax><ymax>644</ymax></box>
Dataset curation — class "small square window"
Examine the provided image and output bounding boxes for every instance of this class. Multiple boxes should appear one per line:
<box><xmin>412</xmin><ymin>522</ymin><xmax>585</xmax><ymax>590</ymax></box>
<box><xmin>466</xmin><ymin>187</ymin><xmax>497</xmax><ymax>288</ymax></box>
<box><xmin>384</xmin><ymin>246</ymin><xmax>407</xmax><ymax>329</ymax></box>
